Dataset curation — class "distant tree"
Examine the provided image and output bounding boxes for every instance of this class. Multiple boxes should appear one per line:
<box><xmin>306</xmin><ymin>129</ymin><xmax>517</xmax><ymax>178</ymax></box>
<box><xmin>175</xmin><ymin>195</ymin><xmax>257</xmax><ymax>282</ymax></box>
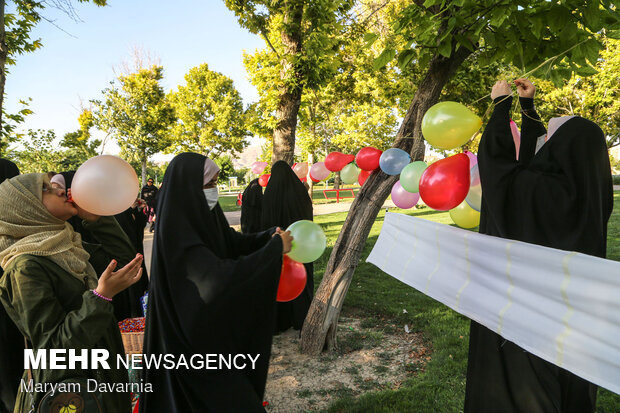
<box><xmin>0</xmin><ymin>0</ymin><xmax>107</xmax><ymax>149</ymax></box>
<box><xmin>214</xmin><ymin>154</ymin><xmax>235</xmax><ymax>183</ymax></box>
<box><xmin>11</xmin><ymin>128</ymin><xmax>62</xmax><ymax>172</ymax></box>
<box><xmin>225</xmin><ymin>0</ymin><xmax>354</xmax><ymax>164</ymax></box>
<box><xmin>168</xmin><ymin>63</ymin><xmax>248</xmax><ymax>157</ymax></box>
<box><xmin>93</xmin><ymin>65</ymin><xmax>176</xmax><ymax>185</ymax></box>
<box><xmin>58</xmin><ymin>109</ymin><xmax>101</xmax><ymax>170</ymax></box>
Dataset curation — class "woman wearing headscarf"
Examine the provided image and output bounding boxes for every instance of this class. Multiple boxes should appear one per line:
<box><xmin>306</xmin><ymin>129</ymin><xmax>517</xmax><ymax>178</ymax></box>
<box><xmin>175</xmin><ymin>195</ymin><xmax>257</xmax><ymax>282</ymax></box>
<box><xmin>0</xmin><ymin>159</ymin><xmax>21</xmax><ymax>413</ymax></box>
<box><xmin>0</xmin><ymin>173</ymin><xmax>144</xmax><ymax>413</ymax></box>
<box><xmin>261</xmin><ymin>160</ymin><xmax>314</xmax><ymax>333</ymax></box>
<box><xmin>139</xmin><ymin>153</ymin><xmax>292</xmax><ymax>413</ymax></box>
<box><xmin>464</xmin><ymin>79</ymin><xmax>613</xmax><ymax>413</ymax></box>
<box><xmin>51</xmin><ymin>171</ymin><xmax>144</xmax><ymax>321</ymax></box>
<box><xmin>240</xmin><ymin>178</ymin><xmax>264</xmax><ymax>234</ymax></box>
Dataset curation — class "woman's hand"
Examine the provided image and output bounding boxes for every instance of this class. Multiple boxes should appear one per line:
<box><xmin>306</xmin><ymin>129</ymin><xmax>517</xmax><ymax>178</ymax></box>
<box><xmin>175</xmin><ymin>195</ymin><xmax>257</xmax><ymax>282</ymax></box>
<box><xmin>95</xmin><ymin>254</ymin><xmax>143</xmax><ymax>299</ymax></box>
<box><xmin>67</xmin><ymin>188</ymin><xmax>100</xmax><ymax>222</ymax></box>
<box><xmin>514</xmin><ymin>78</ymin><xmax>535</xmax><ymax>98</ymax></box>
<box><xmin>491</xmin><ymin>80</ymin><xmax>512</xmax><ymax>100</ymax></box>
<box><xmin>279</xmin><ymin>230</ymin><xmax>294</xmax><ymax>254</ymax></box>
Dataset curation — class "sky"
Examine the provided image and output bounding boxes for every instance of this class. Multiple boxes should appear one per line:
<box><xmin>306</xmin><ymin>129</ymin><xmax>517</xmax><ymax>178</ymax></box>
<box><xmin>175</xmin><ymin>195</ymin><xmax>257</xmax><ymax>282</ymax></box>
<box><xmin>4</xmin><ymin>0</ymin><xmax>267</xmax><ymax>158</ymax></box>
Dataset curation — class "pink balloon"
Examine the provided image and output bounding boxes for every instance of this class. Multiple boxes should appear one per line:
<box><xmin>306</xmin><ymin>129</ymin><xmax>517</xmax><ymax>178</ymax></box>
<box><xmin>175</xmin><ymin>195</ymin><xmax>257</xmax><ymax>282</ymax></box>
<box><xmin>71</xmin><ymin>155</ymin><xmax>139</xmax><ymax>216</ymax></box>
<box><xmin>391</xmin><ymin>181</ymin><xmax>420</xmax><ymax>209</ymax></box>
<box><xmin>251</xmin><ymin>161</ymin><xmax>268</xmax><ymax>174</ymax></box>
<box><xmin>464</xmin><ymin>150</ymin><xmax>478</xmax><ymax>168</ymax></box>
<box><xmin>310</xmin><ymin>162</ymin><xmax>330</xmax><ymax>181</ymax></box>
<box><xmin>293</xmin><ymin>162</ymin><xmax>309</xmax><ymax>179</ymax></box>
<box><xmin>510</xmin><ymin>120</ymin><xmax>521</xmax><ymax>160</ymax></box>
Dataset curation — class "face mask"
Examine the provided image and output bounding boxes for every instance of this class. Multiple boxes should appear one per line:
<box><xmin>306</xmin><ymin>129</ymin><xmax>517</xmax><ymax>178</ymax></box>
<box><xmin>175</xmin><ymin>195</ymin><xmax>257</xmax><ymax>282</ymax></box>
<box><xmin>203</xmin><ymin>188</ymin><xmax>219</xmax><ymax>210</ymax></box>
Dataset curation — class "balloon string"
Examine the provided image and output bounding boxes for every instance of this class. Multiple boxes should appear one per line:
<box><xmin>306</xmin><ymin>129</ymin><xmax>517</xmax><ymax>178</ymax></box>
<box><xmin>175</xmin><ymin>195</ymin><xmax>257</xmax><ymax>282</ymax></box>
<box><xmin>470</xmin><ymin>38</ymin><xmax>592</xmax><ymax>106</ymax></box>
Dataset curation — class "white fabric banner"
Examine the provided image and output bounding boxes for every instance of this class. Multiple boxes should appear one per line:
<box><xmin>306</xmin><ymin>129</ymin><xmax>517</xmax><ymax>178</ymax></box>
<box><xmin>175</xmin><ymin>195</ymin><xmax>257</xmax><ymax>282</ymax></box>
<box><xmin>367</xmin><ymin>212</ymin><xmax>620</xmax><ymax>395</ymax></box>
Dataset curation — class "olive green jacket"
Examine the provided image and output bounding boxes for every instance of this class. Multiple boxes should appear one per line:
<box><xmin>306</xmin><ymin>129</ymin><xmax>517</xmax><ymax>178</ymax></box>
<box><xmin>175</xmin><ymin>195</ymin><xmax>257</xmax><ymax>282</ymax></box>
<box><xmin>0</xmin><ymin>217</ymin><xmax>136</xmax><ymax>413</ymax></box>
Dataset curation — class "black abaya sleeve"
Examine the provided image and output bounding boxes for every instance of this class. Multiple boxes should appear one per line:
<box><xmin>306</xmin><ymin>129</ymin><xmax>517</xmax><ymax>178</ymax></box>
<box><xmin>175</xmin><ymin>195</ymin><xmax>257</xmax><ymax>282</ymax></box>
<box><xmin>518</xmin><ymin>97</ymin><xmax>546</xmax><ymax>165</ymax></box>
<box><xmin>478</xmin><ymin>96</ymin><xmax>613</xmax><ymax>256</ymax></box>
<box><xmin>227</xmin><ymin>227</ymin><xmax>276</xmax><ymax>257</ymax></box>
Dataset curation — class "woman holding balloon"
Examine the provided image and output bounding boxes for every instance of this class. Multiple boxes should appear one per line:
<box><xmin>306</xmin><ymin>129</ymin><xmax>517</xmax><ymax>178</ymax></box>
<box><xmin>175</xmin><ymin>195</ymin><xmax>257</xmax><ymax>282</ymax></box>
<box><xmin>464</xmin><ymin>79</ymin><xmax>613</xmax><ymax>413</ymax></box>
<box><xmin>0</xmin><ymin>173</ymin><xmax>144</xmax><ymax>413</ymax></box>
<box><xmin>261</xmin><ymin>160</ymin><xmax>314</xmax><ymax>333</ymax></box>
<box><xmin>140</xmin><ymin>153</ymin><xmax>293</xmax><ymax>413</ymax></box>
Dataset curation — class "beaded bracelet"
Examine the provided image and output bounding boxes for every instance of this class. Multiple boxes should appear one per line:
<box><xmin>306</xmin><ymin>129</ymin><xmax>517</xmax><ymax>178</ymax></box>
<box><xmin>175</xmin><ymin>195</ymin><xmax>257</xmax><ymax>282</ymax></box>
<box><xmin>92</xmin><ymin>289</ymin><xmax>112</xmax><ymax>302</ymax></box>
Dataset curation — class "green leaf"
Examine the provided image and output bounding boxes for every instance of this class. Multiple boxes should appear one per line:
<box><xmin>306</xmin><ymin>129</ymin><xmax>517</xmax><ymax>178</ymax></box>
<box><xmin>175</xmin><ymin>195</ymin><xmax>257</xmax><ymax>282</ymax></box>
<box><xmin>398</xmin><ymin>49</ymin><xmax>416</xmax><ymax>69</ymax></box>
<box><xmin>423</xmin><ymin>0</ymin><xmax>441</xmax><ymax>8</ymax></box>
<box><xmin>575</xmin><ymin>65</ymin><xmax>598</xmax><ymax>76</ymax></box>
<box><xmin>364</xmin><ymin>33</ymin><xmax>379</xmax><ymax>48</ymax></box>
<box><xmin>373</xmin><ymin>48</ymin><xmax>397</xmax><ymax>70</ymax></box>
<box><xmin>438</xmin><ymin>40</ymin><xmax>451</xmax><ymax>58</ymax></box>
<box><xmin>455</xmin><ymin>34</ymin><xmax>474</xmax><ymax>52</ymax></box>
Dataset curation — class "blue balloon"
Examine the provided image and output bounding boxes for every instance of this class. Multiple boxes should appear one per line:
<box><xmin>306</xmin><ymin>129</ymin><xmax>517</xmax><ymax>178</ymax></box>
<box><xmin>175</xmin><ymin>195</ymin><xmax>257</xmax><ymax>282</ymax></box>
<box><xmin>379</xmin><ymin>148</ymin><xmax>411</xmax><ymax>175</ymax></box>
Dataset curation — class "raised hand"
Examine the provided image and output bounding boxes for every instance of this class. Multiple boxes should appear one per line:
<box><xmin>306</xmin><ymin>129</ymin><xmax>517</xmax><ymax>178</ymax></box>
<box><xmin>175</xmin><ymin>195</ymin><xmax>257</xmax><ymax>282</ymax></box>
<box><xmin>95</xmin><ymin>254</ymin><xmax>144</xmax><ymax>299</ymax></box>
<box><xmin>514</xmin><ymin>78</ymin><xmax>535</xmax><ymax>98</ymax></box>
<box><xmin>491</xmin><ymin>80</ymin><xmax>512</xmax><ymax>100</ymax></box>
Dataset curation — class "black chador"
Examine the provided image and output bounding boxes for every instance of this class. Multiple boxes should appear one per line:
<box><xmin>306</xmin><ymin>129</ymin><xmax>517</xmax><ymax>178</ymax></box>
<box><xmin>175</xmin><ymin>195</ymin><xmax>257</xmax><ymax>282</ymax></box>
<box><xmin>0</xmin><ymin>159</ymin><xmax>21</xmax><ymax>413</ymax></box>
<box><xmin>261</xmin><ymin>161</ymin><xmax>314</xmax><ymax>333</ymax></box>
<box><xmin>241</xmin><ymin>178</ymin><xmax>264</xmax><ymax>234</ymax></box>
<box><xmin>465</xmin><ymin>96</ymin><xmax>613</xmax><ymax>413</ymax></box>
<box><xmin>140</xmin><ymin>153</ymin><xmax>284</xmax><ymax>413</ymax></box>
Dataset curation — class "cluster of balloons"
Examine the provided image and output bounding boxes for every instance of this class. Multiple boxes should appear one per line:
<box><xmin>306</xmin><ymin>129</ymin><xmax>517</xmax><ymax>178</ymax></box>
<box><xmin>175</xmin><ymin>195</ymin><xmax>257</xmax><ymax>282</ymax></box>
<box><xmin>71</xmin><ymin>155</ymin><xmax>139</xmax><ymax>216</ymax></box>
<box><xmin>277</xmin><ymin>220</ymin><xmax>327</xmax><ymax>302</ymax></box>
<box><xmin>384</xmin><ymin>102</ymin><xmax>483</xmax><ymax>229</ymax></box>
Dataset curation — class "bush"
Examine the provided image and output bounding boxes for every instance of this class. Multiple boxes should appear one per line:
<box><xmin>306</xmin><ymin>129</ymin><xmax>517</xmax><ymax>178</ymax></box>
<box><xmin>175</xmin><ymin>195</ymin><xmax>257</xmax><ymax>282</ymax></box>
<box><xmin>613</xmin><ymin>175</ymin><xmax>620</xmax><ymax>185</ymax></box>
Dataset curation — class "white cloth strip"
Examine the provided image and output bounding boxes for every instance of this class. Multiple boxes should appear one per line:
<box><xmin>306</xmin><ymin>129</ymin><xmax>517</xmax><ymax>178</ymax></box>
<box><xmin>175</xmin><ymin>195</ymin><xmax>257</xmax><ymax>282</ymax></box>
<box><xmin>367</xmin><ymin>212</ymin><xmax>620</xmax><ymax>395</ymax></box>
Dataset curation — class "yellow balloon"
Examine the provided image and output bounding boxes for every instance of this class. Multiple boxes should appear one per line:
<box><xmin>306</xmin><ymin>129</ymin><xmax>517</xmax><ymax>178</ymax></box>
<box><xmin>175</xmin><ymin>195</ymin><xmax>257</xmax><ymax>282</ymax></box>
<box><xmin>421</xmin><ymin>102</ymin><xmax>482</xmax><ymax>150</ymax></box>
<box><xmin>450</xmin><ymin>200</ymin><xmax>480</xmax><ymax>229</ymax></box>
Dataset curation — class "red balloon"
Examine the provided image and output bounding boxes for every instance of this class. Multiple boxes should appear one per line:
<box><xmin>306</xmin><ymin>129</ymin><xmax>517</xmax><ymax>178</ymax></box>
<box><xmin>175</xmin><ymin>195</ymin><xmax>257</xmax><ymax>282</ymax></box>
<box><xmin>356</xmin><ymin>147</ymin><xmax>382</xmax><ymax>171</ymax></box>
<box><xmin>325</xmin><ymin>152</ymin><xmax>355</xmax><ymax>172</ymax></box>
<box><xmin>419</xmin><ymin>153</ymin><xmax>470</xmax><ymax>211</ymax></box>
<box><xmin>358</xmin><ymin>170</ymin><xmax>371</xmax><ymax>186</ymax></box>
<box><xmin>258</xmin><ymin>174</ymin><xmax>271</xmax><ymax>187</ymax></box>
<box><xmin>277</xmin><ymin>255</ymin><xmax>307</xmax><ymax>302</ymax></box>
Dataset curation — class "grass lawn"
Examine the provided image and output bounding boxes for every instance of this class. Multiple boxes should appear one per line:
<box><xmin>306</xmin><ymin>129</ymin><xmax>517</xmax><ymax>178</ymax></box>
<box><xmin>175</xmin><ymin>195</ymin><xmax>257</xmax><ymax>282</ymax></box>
<box><xmin>307</xmin><ymin>192</ymin><xmax>620</xmax><ymax>412</ymax></box>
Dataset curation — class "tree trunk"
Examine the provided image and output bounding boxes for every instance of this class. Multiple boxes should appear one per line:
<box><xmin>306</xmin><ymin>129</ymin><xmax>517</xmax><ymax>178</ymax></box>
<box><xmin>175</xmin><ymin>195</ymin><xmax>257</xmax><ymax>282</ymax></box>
<box><xmin>271</xmin><ymin>0</ymin><xmax>304</xmax><ymax>166</ymax></box>
<box><xmin>301</xmin><ymin>49</ymin><xmax>472</xmax><ymax>355</ymax></box>
<box><xmin>141</xmin><ymin>157</ymin><xmax>147</xmax><ymax>187</ymax></box>
<box><xmin>0</xmin><ymin>0</ymin><xmax>7</xmax><ymax>154</ymax></box>
<box><xmin>334</xmin><ymin>172</ymin><xmax>340</xmax><ymax>190</ymax></box>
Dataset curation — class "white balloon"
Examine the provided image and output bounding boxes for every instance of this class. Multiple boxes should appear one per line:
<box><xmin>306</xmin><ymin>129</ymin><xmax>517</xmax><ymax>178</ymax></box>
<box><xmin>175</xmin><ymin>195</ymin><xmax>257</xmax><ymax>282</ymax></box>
<box><xmin>71</xmin><ymin>155</ymin><xmax>139</xmax><ymax>216</ymax></box>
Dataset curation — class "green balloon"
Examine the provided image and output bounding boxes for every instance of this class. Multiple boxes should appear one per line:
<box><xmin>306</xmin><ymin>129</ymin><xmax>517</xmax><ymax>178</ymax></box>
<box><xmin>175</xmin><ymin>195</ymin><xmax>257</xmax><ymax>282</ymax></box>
<box><xmin>340</xmin><ymin>163</ymin><xmax>360</xmax><ymax>185</ymax></box>
<box><xmin>400</xmin><ymin>161</ymin><xmax>427</xmax><ymax>193</ymax></box>
<box><xmin>286</xmin><ymin>220</ymin><xmax>327</xmax><ymax>263</ymax></box>
<box><xmin>421</xmin><ymin>101</ymin><xmax>482</xmax><ymax>150</ymax></box>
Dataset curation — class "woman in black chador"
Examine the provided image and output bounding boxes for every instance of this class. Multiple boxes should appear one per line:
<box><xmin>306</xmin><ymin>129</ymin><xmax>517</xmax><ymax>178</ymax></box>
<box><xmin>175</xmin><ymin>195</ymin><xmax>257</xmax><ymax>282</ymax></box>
<box><xmin>0</xmin><ymin>159</ymin><xmax>21</xmax><ymax>413</ymax></box>
<box><xmin>464</xmin><ymin>78</ymin><xmax>613</xmax><ymax>413</ymax></box>
<box><xmin>140</xmin><ymin>153</ymin><xmax>292</xmax><ymax>413</ymax></box>
<box><xmin>241</xmin><ymin>178</ymin><xmax>264</xmax><ymax>234</ymax></box>
<box><xmin>261</xmin><ymin>160</ymin><xmax>314</xmax><ymax>333</ymax></box>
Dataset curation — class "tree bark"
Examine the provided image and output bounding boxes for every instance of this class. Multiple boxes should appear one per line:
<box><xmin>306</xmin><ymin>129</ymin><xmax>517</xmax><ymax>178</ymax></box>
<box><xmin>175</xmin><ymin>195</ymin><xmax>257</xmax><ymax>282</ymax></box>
<box><xmin>300</xmin><ymin>48</ymin><xmax>472</xmax><ymax>355</ymax></box>
<box><xmin>0</xmin><ymin>0</ymin><xmax>7</xmax><ymax>154</ymax></box>
<box><xmin>271</xmin><ymin>0</ymin><xmax>304</xmax><ymax>166</ymax></box>
<box><xmin>141</xmin><ymin>157</ymin><xmax>147</xmax><ymax>187</ymax></box>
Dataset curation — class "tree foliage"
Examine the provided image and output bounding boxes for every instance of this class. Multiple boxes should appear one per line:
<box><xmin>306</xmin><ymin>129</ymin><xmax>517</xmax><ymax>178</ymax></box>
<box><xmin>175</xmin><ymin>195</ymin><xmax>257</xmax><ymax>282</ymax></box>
<box><xmin>92</xmin><ymin>65</ymin><xmax>175</xmax><ymax>183</ymax></box>
<box><xmin>168</xmin><ymin>63</ymin><xmax>248</xmax><ymax>157</ymax></box>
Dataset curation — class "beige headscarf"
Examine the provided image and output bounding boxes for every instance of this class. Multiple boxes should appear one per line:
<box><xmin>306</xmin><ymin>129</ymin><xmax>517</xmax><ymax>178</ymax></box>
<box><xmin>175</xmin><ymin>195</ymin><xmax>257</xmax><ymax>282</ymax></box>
<box><xmin>0</xmin><ymin>173</ymin><xmax>98</xmax><ymax>288</ymax></box>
